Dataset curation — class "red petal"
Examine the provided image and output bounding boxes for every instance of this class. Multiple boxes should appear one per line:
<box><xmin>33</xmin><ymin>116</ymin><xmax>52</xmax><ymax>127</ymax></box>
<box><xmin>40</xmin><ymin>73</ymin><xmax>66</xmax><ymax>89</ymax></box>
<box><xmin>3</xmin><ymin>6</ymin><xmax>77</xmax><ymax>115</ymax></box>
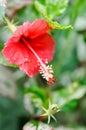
<box><xmin>31</xmin><ymin>33</ymin><xmax>55</xmax><ymax>63</ymax></box>
<box><xmin>19</xmin><ymin>47</ymin><xmax>41</xmax><ymax>77</ymax></box>
<box><xmin>2</xmin><ymin>37</ymin><xmax>40</xmax><ymax>77</ymax></box>
<box><xmin>27</xmin><ymin>19</ymin><xmax>51</xmax><ymax>38</ymax></box>
<box><xmin>2</xmin><ymin>36</ymin><xmax>29</xmax><ymax>64</ymax></box>
<box><xmin>19</xmin><ymin>61</ymin><xmax>39</xmax><ymax>77</ymax></box>
<box><xmin>14</xmin><ymin>21</ymin><xmax>31</xmax><ymax>39</ymax></box>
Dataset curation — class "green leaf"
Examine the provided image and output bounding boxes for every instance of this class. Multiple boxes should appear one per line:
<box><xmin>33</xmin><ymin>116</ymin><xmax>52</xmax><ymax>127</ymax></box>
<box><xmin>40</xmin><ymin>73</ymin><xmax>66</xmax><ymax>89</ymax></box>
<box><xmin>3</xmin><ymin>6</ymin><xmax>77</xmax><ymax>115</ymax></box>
<box><xmin>23</xmin><ymin>86</ymin><xmax>49</xmax><ymax>117</ymax></box>
<box><xmin>34</xmin><ymin>0</ymin><xmax>47</xmax><ymax>19</ymax></box>
<box><xmin>24</xmin><ymin>86</ymin><xmax>47</xmax><ymax>102</ymax></box>
<box><xmin>35</xmin><ymin>0</ymin><xmax>69</xmax><ymax>20</ymax></box>
<box><xmin>0</xmin><ymin>97</ymin><xmax>28</xmax><ymax>130</ymax></box>
<box><xmin>35</xmin><ymin>0</ymin><xmax>72</xmax><ymax>30</ymax></box>
<box><xmin>45</xmin><ymin>0</ymin><xmax>69</xmax><ymax>19</ymax></box>
<box><xmin>52</xmin><ymin>84</ymin><xmax>86</xmax><ymax>111</ymax></box>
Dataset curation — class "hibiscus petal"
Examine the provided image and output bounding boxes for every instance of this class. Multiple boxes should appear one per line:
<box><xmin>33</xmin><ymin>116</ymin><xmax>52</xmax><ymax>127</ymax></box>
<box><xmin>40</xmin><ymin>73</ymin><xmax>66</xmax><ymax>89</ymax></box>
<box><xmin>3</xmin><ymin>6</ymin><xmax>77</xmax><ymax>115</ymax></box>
<box><xmin>19</xmin><ymin>48</ymin><xmax>41</xmax><ymax>77</ymax></box>
<box><xmin>27</xmin><ymin>19</ymin><xmax>51</xmax><ymax>38</ymax></box>
<box><xmin>30</xmin><ymin>33</ymin><xmax>55</xmax><ymax>63</ymax></box>
<box><xmin>2</xmin><ymin>36</ymin><xmax>30</xmax><ymax>64</ymax></box>
<box><xmin>14</xmin><ymin>21</ymin><xmax>31</xmax><ymax>39</ymax></box>
<box><xmin>19</xmin><ymin>61</ymin><xmax>39</xmax><ymax>77</ymax></box>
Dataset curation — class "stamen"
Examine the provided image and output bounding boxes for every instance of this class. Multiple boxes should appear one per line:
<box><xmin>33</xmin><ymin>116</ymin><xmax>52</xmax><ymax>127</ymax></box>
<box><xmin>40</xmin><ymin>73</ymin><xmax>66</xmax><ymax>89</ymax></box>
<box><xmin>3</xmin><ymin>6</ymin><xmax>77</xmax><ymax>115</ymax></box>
<box><xmin>39</xmin><ymin>64</ymin><xmax>57</xmax><ymax>85</ymax></box>
<box><xmin>39</xmin><ymin>64</ymin><xmax>53</xmax><ymax>80</ymax></box>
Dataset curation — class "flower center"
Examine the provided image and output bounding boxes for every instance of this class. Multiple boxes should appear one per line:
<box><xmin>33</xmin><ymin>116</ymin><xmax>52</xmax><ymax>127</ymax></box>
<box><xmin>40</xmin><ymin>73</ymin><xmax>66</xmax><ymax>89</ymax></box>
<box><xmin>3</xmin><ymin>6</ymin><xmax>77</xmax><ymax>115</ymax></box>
<box><xmin>21</xmin><ymin>37</ymin><xmax>56</xmax><ymax>85</ymax></box>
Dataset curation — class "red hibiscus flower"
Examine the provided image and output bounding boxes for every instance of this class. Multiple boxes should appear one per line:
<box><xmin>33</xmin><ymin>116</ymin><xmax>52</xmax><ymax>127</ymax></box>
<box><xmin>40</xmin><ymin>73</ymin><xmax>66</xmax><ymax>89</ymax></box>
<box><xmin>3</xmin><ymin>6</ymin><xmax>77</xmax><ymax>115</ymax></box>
<box><xmin>2</xmin><ymin>19</ymin><xmax>55</xmax><ymax>84</ymax></box>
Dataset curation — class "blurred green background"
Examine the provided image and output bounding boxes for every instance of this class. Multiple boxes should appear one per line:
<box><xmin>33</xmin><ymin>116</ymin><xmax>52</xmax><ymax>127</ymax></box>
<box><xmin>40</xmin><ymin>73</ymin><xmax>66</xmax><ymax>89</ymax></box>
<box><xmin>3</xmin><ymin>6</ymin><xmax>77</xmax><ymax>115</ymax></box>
<box><xmin>0</xmin><ymin>0</ymin><xmax>86</xmax><ymax>130</ymax></box>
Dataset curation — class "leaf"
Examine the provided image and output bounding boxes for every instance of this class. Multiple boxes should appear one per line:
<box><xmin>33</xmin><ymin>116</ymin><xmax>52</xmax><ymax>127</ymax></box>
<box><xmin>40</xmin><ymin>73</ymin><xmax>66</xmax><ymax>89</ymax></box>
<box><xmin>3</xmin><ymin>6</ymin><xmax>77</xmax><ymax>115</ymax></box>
<box><xmin>35</xmin><ymin>1</ymin><xmax>72</xmax><ymax>30</ymax></box>
<box><xmin>23</xmin><ymin>86</ymin><xmax>47</xmax><ymax>116</ymax></box>
<box><xmin>45</xmin><ymin>0</ymin><xmax>69</xmax><ymax>19</ymax></box>
<box><xmin>24</xmin><ymin>86</ymin><xmax>46</xmax><ymax>102</ymax></box>
<box><xmin>0</xmin><ymin>96</ymin><xmax>28</xmax><ymax>130</ymax></box>
<box><xmin>69</xmin><ymin>0</ymin><xmax>86</xmax><ymax>24</ymax></box>
<box><xmin>70</xmin><ymin>86</ymin><xmax>86</xmax><ymax>100</ymax></box>
<box><xmin>52</xmin><ymin>84</ymin><xmax>86</xmax><ymax>111</ymax></box>
<box><xmin>35</xmin><ymin>0</ymin><xmax>69</xmax><ymax>20</ymax></box>
<box><xmin>34</xmin><ymin>0</ymin><xmax>47</xmax><ymax>19</ymax></box>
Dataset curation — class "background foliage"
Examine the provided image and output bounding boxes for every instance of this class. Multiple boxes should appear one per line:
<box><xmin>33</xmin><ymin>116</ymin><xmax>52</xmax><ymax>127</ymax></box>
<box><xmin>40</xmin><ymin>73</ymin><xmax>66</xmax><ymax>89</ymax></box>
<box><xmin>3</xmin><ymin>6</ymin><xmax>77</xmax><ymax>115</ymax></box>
<box><xmin>0</xmin><ymin>0</ymin><xmax>86</xmax><ymax>130</ymax></box>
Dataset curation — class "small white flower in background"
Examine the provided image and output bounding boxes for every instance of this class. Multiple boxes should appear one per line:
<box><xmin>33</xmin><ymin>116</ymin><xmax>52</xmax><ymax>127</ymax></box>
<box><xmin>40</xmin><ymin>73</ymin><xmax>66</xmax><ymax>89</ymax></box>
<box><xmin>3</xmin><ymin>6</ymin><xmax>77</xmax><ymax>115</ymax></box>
<box><xmin>0</xmin><ymin>0</ymin><xmax>7</xmax><ymax>7</ymax></box>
